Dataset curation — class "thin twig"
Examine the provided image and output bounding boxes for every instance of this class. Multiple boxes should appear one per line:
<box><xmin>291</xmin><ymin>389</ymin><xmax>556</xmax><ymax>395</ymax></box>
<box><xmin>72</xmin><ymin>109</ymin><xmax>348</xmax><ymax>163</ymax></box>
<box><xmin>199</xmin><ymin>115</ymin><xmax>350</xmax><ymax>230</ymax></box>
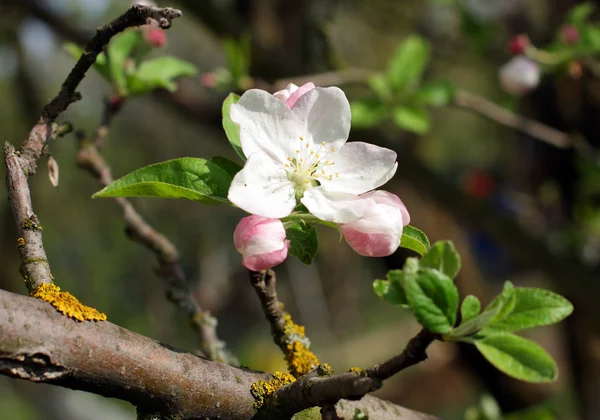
<box><xmin>453</xmin><ymin>89</ymin><xmax>571</xmax><ymax>149</ymax></box>
<box><xmin>76</xmin><ymin>129</ymin><xmax>236</xmax><ymax>364</ymax></box>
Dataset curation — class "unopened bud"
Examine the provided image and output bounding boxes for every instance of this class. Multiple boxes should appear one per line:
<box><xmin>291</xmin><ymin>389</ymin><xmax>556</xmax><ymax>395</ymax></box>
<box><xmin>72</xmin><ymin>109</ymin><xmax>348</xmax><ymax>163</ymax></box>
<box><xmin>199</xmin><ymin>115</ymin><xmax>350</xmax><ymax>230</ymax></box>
<box><xmin>560</xmin><ymin>25</ymin><xmax>580</xmax><ymax>45</ymax></box>
<box><xmin>499</xmin><ymin>56</ymin><xmax>541</xmax><ymax>96</ymax></box>
<box><xmin>144</xmin><ymin>28</ymin><xmax>167</xmax><ymax>48</ymax></box>
<box><xmin>234</xmin><ymin>216</ymin><xmax>290</xmax><ymax>271</ymax></box>
<box><xmin>509</xmin><ymin>34</ymin><xmax>529</xmax><ymax>55</ymax></box>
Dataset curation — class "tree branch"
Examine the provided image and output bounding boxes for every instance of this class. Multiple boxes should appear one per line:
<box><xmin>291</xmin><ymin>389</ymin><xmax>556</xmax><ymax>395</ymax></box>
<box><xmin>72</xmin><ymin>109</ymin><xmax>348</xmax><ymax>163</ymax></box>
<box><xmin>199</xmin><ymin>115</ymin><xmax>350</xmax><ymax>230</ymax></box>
<box><xmin>0</xmin><ymin>288</ymin><xmax>437</xmax><ymax>420</ymax></box>
<box><xmin>76</xmin><ymin>125</ymin><xmax>236</xmax><ymax>364</ymax></box>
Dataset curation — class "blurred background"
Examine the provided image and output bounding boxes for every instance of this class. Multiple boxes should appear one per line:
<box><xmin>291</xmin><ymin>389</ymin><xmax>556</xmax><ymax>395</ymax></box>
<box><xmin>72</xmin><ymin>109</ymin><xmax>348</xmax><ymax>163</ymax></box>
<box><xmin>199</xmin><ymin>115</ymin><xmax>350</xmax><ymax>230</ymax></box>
<box><xmin>1</xmin><ymin>0</ymin><xmax>600</xmax><ymax>419</ymax></box>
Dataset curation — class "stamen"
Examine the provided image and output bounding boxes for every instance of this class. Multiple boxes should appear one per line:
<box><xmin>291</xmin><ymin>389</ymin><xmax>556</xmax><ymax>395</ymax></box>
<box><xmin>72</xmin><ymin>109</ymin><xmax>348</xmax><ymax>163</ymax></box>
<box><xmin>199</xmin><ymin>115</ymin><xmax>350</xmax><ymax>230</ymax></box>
<box><xmin>330</xmin><ymin>147</ymin><xmax>335</xmax><ymax>152</ymax></box>
<box><xmin>299</xmin><ymin>136</ymin><xmax>304</xmax><ymax>141</ymax></box>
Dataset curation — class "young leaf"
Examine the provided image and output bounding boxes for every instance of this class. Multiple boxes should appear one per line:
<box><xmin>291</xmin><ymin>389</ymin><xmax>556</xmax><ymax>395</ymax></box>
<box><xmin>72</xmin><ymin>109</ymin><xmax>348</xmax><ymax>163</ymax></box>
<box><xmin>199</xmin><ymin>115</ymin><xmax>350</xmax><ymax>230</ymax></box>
<box><xmin>461</xmin><ymin>295</ymin><xmax>481</xmax><ymax>324</ymax></box>
<box><xmin>485</xmin><ymin>281</ymin><xmax>517</xmax><ymax>323</ymax></box>
<box><xmin>567</xmin><ymin>3</ymin><xmax>595</xmax><ymax>25</ymax></box>
<box><xmin>373</xmin><ymin>278</ymin><xmax>406</xmax><ymax>306</ymax></box>
<box><xmin>285</xmin><ymin>222</ymin><xmax>318</xmax><ymax>264</ymax></box>
<box><xmin>130</xmin><ymin>56</ymin><xmax>197</xmax><ymax>94</ymax></box>
<box><xmin>420</xmin><ymin>240</ymin><xmax>461</xmax><ymax>279</ymax></box>
<box><xmin>400</xmin><ymin>225</ymin><xmax>430</xmax><ymax>256</ymax></box>
<box><xmin>210</xmin><ymin>156</ymin><xmax>242</xmax><ymax>178</ymax></box>
<box><xmin>415</xmin><ymin>81</ymin><xmax>456</xmax><ymax>106</ymax></box>
<box><xmin>392</xmin><ymin>106</ymin><xmax>430</xmax><ymax>135</ymax></box>
<box><xmin>108</xmin><ymin>30</ymin><xmax>142</xmax><ymax>94</ymax></box>
<box><xmin>405</xmin><ymin>268</ymin><xmax>459</xmax><ymax>334</ymax></box>
<box><xmin>93</xmin><ymin>157</ymin><xmax>232</xmax><ymax>204</ymax></box>
<box><xmin>485</xmin><ymin>288</ymin><xmax>573</xmax><ymax>332</ymax></box>
<box><xmin>222</xmin><ymin>93</ymin><xmax>246</xmax><ymax>162</ymax></box>
<box><xmin>474</xmin><ymin>333</ymin><xmax>558</xmax><ymax>383</ymax></box>
<box><xmin>387</xmin><ymin>36</ymin><xmax>431</xmax><ymax>92</ymax></box>
<box><xmin>368</xmin><ymin>74</ymin><xmax>392</xmax><ymax>101</ymax></box>
<box><xmin>350</xmin><ymin>99</ymin><xmax>387</xmax><ymax>128</ymax></box>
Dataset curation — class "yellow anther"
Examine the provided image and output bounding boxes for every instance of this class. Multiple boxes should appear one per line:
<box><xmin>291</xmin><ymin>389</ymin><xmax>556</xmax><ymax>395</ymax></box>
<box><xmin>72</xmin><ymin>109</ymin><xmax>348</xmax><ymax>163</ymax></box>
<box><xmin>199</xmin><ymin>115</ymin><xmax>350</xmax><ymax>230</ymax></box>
<box><xmin>306</xmin><ymin>143</ymin><xmax>310</xmax><ymax>149</ymax></box>
<box><xmin>329</xmin><ymin>175</ymin><xmax>333</xmax><ymax>180</ymax></box>
<box><xmin>336</xmin><ymin>172</ymin><xmax>339</xmax><ymax>177</ymax></box>
<box><xmin>321</xmin><ymin>169</ymin><xmax>325</xmax><ymax>175</ymax></box>
<box><xmin>299</xmin><ymin>136</ymin><xmax>304</xmax><ymax>140</ymax></box>
<box><xmin>321</xmin><ymin>142</ymin><xmax>326</xmax><ymax>146</ymax></box>
<box><xmin>285</xmin><ymin>164</ymin><xmax>290</xmax><ymax>168</ymax></box>
<box><xmin>296</xmin><ymin>150</ymin><xmax>300</xmax><ymax>154</ymax></box>
<box><xmin>315</xmin><ymin>154</ymin><xmax>320</xmax><ymax>158</ymax></box>
<box><xmin>310</xmin><ymin>150</ymin><xmax>314</xmax><ymax>154</ymax></box>
<box><xmin>330</xmin><ymin>147</ymin><xmax>335</xmax><ymax>152</ymax></box>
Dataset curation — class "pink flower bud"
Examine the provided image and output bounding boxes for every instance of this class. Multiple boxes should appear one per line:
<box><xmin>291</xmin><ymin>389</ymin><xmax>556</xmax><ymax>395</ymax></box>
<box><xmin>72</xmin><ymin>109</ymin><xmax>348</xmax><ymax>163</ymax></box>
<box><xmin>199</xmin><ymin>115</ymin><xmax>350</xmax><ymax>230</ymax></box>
<box><xmin>234</xmin><ymin>215</ymin><xmax>290</xmax><ymax>271</ymax></box>
<box><xmin>509</xmin><ymin>34</ymin><xmax>529</xmax><ymax>55</ymax></box>
<box><xmin>145</xmin><ymin>28</ymin><xmax>167</xmax><ymax>48</ymax></box>
<box><xmin>560</xmin><ymin>25</ymin><xmax>579</xmax><ymax>45</ymax></box>
<box><xmin>341</xmin><ymin>191</ymin><xmax>410</xmax><ymax>257</ymax></box>
<box><xmin>200</xmin><ymin>72</ymin><xmax>217</xmax><ymax>88</ymax></box>
<box><xmin>499</xmin><ymin>56</ymin><xmax>541</xmax><ymax>96</ymax></box>
<box><xmin>273</xmin><ymin>82</ymin><xmax>316</xmax><ymax>109</ymax></box>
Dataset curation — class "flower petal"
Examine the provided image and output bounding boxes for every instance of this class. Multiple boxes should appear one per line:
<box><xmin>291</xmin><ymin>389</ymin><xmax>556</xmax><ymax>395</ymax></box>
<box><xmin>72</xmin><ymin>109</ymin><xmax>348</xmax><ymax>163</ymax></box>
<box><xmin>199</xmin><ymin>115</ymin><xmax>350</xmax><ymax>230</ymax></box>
<box><xmin>230</xmin><ymin>89</ymin><xmax>303</xmax><ymax>163</ymax></box>
<box><xmin>291</xmin><ymin>87</ymin><xmax>351</xmax><ymax>152</ymax></box>
<box><xmin>228</xmin><ymin>152</ymin><xmax>296</xmax><ymax>218</ymax></box>
<box><xmin>321</xmin><ymin>142</ymin><xmax>398</xmax><ymax>194</ymax></box>
<box><xmin>301</xmin><ymin>188</ymin><xmax>372</xmax><ymax>223</ymax></box>
<box><xmin>273</xmin><ymin>83</ymin><xmax>299</xmax><ymax>102</ymax></box>
<box><xmin>286</xmin><ymin>82</ymin><xmax>315</xmax><ymax>109</ymax></box>
<box><xmin>360</xmin><ymin>190</ymin><xmax>410</xmax><ymax>226</ymax></box>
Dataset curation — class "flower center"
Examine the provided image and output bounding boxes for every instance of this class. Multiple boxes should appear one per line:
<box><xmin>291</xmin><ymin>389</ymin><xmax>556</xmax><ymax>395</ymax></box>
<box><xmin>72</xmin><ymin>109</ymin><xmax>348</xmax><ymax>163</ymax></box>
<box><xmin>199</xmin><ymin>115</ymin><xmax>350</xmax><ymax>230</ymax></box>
<box><xmin>284</xmin><ymin>137</ymin><xmax>338</xmax><ymax>200</ymax></box>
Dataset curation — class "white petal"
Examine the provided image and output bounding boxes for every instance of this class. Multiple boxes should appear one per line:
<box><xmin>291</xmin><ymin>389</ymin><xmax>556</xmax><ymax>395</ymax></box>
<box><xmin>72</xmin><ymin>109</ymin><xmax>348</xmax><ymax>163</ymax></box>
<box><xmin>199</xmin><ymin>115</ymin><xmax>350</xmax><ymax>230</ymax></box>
<box><xmin>228</xmin><ymin>152</ymin><xmax>296</xmax><ymax>218</ymax></box>
<box><xmin>301</xmin><ymin>188</ymin><xmax>372</xmax><ymax>223</ymax></box>
<box><xmin>230</xmin><ymin>89</ymin><xmax>303</xmax><ymax>163</ymax></box>
<box><xmin>273</xmin><ymin>83</ymin><xmax>299</xmax><ymax>102</ymax></box>
<box><xmin>291</xmin><ymin>87</ymin><xmax>351</xmax><ymax>152</ymax></box>
<box><xmin>321</xmin><ymin>142</ymin><xmax>398</xmax><ymax>194</ymax></box>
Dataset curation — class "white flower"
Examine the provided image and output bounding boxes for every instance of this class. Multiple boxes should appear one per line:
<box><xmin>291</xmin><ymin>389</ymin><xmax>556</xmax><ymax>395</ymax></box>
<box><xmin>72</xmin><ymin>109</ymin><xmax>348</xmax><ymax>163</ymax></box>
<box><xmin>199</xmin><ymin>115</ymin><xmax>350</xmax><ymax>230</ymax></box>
<box><xmin>499</xmin><ymin>56</ymin><xmax>541</xmax><ymax>96</ymax></box>
<box><xmin>227</xmin><ymin>86</ymin><xmax>398</xmax><ymax>223</ymax></box>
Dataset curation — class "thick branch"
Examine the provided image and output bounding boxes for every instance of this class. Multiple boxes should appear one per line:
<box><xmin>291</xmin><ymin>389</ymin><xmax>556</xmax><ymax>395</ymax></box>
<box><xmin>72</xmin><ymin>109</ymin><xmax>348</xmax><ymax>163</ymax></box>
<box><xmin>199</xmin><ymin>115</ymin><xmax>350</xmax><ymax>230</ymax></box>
<box><xmin>0</xmin><ymin>289</ymin><xmax>436</xmax><ymax>420</ymax></box>
<box><xmin>77</xmin><ymin>135</ymin><xmax>235</xmax><ymax>364</ymax></box>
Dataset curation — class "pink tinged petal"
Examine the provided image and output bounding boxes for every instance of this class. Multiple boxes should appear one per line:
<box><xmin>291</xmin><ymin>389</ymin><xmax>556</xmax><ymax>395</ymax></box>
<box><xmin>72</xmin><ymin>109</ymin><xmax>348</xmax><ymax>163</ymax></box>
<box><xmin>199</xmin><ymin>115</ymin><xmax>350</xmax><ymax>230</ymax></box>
<box><xmin>321</xmin><ymin>142</ymin><xmax>398</xmax><ymax>195</ymax></box>
<box><xmin>285</xmin><ymin>82</ymin><xmax>316</xmax><ymax>109</ymax></box>
<box><xmin>341</xmin><ymin>204</ymin><xmax>404</xmax><ymax>257</ymax></box>
<box><xmin>359</xmin><ymin>190</ymin><xmax>410</xmax><ymax>226</ymax></box>
<box><xmin>234</xmin><ymin>216</ymin><xmax>290</xmax><ymax>271</ymax></box>
<box><xmin>228</xmin><ymin>152</ymin><xmax>296</xmax><ymax>218</ymax></box>
<box><xmin>301</xmin><ymin>188</ymin><xmax>373</xmax><ymax>223</ymax></box>
<box><xmin>273</xmin><ymin>83</ymin><xmax>299</xmax><ymax>102</ymax></box>
<box><xmin>291</xmin><ymin>86</ymin><xmax>351</xmax><ymax>152</ymax></box>
<box><xmin>230</xmin><ymin>89</ymin><xmax>303</xmax><ymax>163</ymax></box>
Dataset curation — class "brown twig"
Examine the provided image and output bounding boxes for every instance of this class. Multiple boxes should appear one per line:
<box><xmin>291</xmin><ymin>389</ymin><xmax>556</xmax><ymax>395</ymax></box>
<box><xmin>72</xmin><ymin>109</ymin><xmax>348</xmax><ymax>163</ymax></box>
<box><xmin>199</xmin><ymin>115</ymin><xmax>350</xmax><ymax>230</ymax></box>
<box><xmin>76</xmin><ymin>132</ymin><xmax>236</xmax><ymax>364</ymax></box>
<box><xmin>0</xmin><ymin>288</ymin><xmax>438</xmax><ymax>420</ymax></box>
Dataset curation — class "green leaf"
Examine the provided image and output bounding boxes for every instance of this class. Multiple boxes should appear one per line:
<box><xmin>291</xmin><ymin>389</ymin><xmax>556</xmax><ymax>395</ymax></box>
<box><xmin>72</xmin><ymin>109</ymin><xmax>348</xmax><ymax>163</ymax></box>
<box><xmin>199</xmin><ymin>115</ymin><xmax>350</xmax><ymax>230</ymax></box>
<box><xmin>373</xmin><ymin>279</ymin><xmax>407</xmax><ymax>306</ymax></box>
<box><xmin>567</xmin><ymin>3</ymin><xmax>595</xmax><ymax>24</ymax></box>
<box><xmin>129</xmin><ymin>56</ymin><xmax>197</xmax><ymax>94</ymax></box>
<box><xmin>350</xmin><ymin>99</ymin><xmax>387</xmax><ymax>128</ymax></box>
<box><xmin>461</xmin><ymin>295</ymin><xmax>481</xmax><ymax>324</ymax></box>
<box><xmin>415</xmin><ymin>81</ymin><xmax>456</xmax><ymax>106</ymax></box>
<box><xmin>485</xmin><ymin>281</ymin><xmax>517</xmax><ymax>323</ymax></box>
<box><xmin>405</xmin><ymin>268</ymin><xmax>459</xmax><ymax>334</ymax></box>
<box><xmin>210</xmin><ymin>156</ymin><xmax>242</xmax><ymax>178</ymax></box>
<box><xmin>486</xmin><ymin>288</ymin><xmax>573</xmax><ymax>332</ymax></box>
<box><xmin>474</xmin><ymin>333</ymin><xmax>558</xmax><ymax>382</ymax></box>
<box><xmin>387</xmin><ymin>36</ymin><xmax>431</xmax><ymax>92</ymax></box>
<box><xmin>285</xmin><ymin>222</ymin><xmax>318</xmax><ymax>264</ymax></box>
<box><xmin>93</xmin><ymin>157</ymin><xmax>232</xmax><ymax>204</ymax></box>
<box><xmin>400</xmin><ymin>225</ymin><xmax>430</xmax><ymax>256</ymax></box>
<box><xmin>420</xmin><ymin>240</ymin><xmax>461</xmax><ymax>279</ymax></box>
<box><xmin>392</xmin><ymin>106</ymin><xmax>430</xmax><ymax>135</ymax></box>
<box><xmin>64</xmin><ymin>43</ymin><xmax>110</xmax><ymax>81</ymax></box>
<box><xmin>222</xmin><ymin>93</ymin><xmax>245</xmax><ymax>161</ymax></box>
<box><xmin>108</xmin><ymin>30</ymin><xmax>142</xmax><ymax>94</ymax></box>
<box><xmin>368</xmin><ymin>73</ymin><xmax>392</xmax><ymax>101</ymax></box>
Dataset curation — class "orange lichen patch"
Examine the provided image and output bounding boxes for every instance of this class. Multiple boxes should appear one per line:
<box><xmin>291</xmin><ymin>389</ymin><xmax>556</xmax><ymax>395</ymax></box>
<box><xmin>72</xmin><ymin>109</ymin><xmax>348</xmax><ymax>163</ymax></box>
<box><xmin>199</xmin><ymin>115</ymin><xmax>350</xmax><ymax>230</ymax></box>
<box><xmin>281</xmin><ymin>313</ymin><xmax>320</xmax><ymax>377</ymax></box>
<box><xmin>250</xmin><ymin>371</ymin><xmax>296</xmax><ymax>408</ymax></box>
<box><xmin>32</xmin><ymin>283</ymin><xmax>107</xmax><ymax>322</ymax></box>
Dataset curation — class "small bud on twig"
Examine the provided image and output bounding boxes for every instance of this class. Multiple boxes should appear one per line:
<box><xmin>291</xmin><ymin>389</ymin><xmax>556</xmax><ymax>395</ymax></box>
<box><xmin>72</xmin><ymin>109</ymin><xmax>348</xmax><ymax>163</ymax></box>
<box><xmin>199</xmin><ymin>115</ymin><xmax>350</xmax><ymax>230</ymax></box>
<box><xmin>47</xmin><ymin>155</ymin><xmax>59</xmax><ymax>188</ymax></box>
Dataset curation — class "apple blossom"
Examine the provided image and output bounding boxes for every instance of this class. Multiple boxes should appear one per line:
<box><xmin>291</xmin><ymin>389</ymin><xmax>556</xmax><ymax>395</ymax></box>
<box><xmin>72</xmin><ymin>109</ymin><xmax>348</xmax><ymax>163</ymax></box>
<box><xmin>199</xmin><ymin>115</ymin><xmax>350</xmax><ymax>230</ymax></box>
<box><xmin>227</xmin><ymin>85</ymin><xmax>398</xmax><ymax>223</ymax></box>
<box><xmin>341</xmin><ymin>191</ymin><xmax>410</xmax><ymax>257</ymax></box>
<box><xmin>234</xmin><ymin>215</ymin><xmax>290</xmax><ymax>271</ymax></box>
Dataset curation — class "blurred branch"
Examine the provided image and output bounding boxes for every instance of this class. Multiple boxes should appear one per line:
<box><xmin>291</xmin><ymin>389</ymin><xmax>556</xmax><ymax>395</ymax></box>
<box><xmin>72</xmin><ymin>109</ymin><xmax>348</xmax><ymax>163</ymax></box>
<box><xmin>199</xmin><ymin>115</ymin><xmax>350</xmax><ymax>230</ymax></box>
<box><xmin>76</xmin><ymin>103</ymin><xmax>236</xmax><ymax>364</ymax></box>
<box><xmin>0</xmin><ymin>289</ymin><xmax>434</xmax><ymax>419</ymax></box>
<box><xmin>454</xmin><ymin>90</ymin><xmax>571</xmax><ymax>149</ymax></box>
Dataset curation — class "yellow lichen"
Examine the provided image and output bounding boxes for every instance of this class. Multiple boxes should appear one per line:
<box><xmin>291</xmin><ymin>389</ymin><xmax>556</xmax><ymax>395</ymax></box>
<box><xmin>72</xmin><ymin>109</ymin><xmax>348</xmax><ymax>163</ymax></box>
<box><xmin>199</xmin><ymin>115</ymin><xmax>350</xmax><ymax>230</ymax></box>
<box><xmin>281</xmin><ymin>314</ymin><xmax>320</xmax><ymax>377</ymax></box>
<box><xmin>348</xmin><ymin>366</ymin><xmax>363</xmax><ymax>373</ymax></box>
<box><xmin>251</xmin><ymin>371</ymin><xmax>296</xmax><ymax>408</ymax></box>
<box><xmin>32</xmin><ymin>283</ymin><xmax>107</xmax><ymax>322</ymax></box>
<box><xmin>16</xmin><ymin>238</ymin><xmax>25</xmax><ymax>247</ymax></box>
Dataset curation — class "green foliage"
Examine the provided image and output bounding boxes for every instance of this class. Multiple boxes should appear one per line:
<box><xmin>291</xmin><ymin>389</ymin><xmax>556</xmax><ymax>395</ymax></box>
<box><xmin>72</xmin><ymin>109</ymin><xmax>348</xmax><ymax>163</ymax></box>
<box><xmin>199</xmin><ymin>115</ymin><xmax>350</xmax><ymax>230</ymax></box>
<box><xmin>399</xmin><ymin>225</ymin><xmax>430</xmax><ymax>256</ymax></box>
<box><xmin>415</xmin><ymin>81</ymin><xmax>455</xmax><ymax>106</ymax></box>
<box><xmin>404</xmin><ymin>267</ymin><xmax>459</xmax><ymax>334</ymax></box>
<box><xmin>64</xmin><ymin>31</ymin><xmax>197</xmax><ymax>96</ymax></box>
<box><xmin>420</xmin><ymin>240</ymin><xmax>461</xmax><ymax>279</ymax></box>
<box><xmin>222</xmin><ymin>93</ymin><xmax>246</xmax><ymax>161</ymax></box>
<box><xmin>93</xmin><ymin>158</ymin><xmax>232</xmax><ymax>204</ymax></box>
<box><xmin>210</xmin><ymin>156</ymin><xmax>242</xmax><ymax>178</ymax></box>
<box><xmin>373</xmin><ymin>270</ymin><xmax>407</xmax><ymax>306</ymax></box>
<box><xmin>392</xmin><ymin>106</ymin><xmax>430</xmax><ymax>135</ymax></box>
<box><xmin>567</xmin><ymin>3</ymin><xmax>595</xmax><ymax>25</ymax></box>
<box><xmin>387</xmin><ymin>35</ymin><xmax>431</xmax><ymax>92</ymax></box>
<box><xmin>474</xmin><ymin>333</ymin><xmax>558</xmax><ymax>382</ymax></box>
<box><xmin>285</xmin><ymin>222</ymin><xmax>318</xmax><ymax>265</ymax></box>
<box><xmin>350</xmin><ymin>100</ymin><xmax>387</xmax><ymax>128</ymax></box>
<box><xmin>223</xmin><ymin>35</ymin><xmax>251</xmax><ymax>83</ymax></box>
<box><xmin>460</xmin><ymin>295</ymin><xmax>481</xmax><ymax>324</ymax></box>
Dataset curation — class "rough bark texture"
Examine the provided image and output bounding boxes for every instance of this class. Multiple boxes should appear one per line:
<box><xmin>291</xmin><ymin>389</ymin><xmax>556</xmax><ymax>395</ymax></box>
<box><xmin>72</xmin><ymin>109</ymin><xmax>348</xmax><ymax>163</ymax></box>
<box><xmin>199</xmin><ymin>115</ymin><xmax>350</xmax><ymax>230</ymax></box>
<box><xmin>0</xmin><ymin>289</ymin><xmax>439</xmax><ymax>420</ymax></box>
